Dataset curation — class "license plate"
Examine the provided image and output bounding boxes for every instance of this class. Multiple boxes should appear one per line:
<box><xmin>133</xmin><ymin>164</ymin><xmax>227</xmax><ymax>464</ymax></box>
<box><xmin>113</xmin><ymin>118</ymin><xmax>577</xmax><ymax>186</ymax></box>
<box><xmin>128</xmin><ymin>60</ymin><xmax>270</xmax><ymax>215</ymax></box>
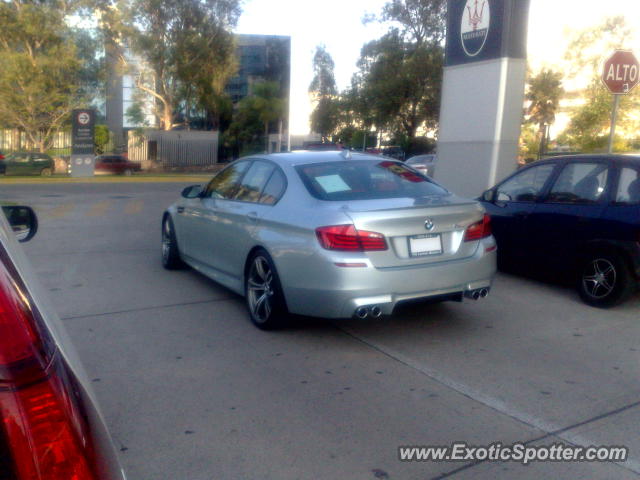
<box><xmin>408</xmin><ymin>234</ymin><xmax>442</xmax><ymax>257</ymax></box>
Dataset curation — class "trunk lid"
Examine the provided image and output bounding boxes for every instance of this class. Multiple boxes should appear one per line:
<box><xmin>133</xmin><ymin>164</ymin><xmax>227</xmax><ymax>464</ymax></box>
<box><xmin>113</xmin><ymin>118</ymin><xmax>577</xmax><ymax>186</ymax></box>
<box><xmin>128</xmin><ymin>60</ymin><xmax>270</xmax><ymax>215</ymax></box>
<box><xmin>341</xmin><ymin>195</ymin><xmax>485</xmax><ymax>268</ymax></box>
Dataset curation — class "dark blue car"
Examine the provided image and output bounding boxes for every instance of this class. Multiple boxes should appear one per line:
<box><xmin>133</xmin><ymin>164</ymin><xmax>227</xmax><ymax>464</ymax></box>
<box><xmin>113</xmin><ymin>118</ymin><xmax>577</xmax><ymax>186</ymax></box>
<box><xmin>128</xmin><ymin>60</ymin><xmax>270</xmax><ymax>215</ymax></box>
<box><xmin>480</xmin><ymin>155</ymin><xmax>640</xmax><ymax>308</ymax></box>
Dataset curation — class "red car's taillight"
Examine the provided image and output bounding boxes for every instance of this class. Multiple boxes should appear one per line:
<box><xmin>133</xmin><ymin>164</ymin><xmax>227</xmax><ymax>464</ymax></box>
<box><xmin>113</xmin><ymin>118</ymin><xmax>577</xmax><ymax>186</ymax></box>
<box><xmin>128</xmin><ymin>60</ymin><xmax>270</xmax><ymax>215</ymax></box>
<box><xmin>316</xmin><ymin>225</ymin><xmax>388</xmax><ymax>251</ymax></box>
<box><xmin>464</xmin><ymin>214</ymin><xmax>492</xmax><ymax>242</ymax></box>
<box><xmin>0</xmin><ymin>249</ymin><xmax>99</xmax><ymax>480</ymax></box>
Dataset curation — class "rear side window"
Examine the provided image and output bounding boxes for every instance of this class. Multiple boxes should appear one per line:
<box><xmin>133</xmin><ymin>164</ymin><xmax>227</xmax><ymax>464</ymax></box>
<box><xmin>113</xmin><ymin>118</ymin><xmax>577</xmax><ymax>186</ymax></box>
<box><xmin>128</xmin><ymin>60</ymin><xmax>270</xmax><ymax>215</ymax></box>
<box><xmin>234</xmin><ymin>161</ymin><xmax>275</xmax><ymax>203</ymax></box>
<box><xmin>260</xmin><ymin>169</ymin><xmax>286</xmax><ymax>205</ymax></box>
<box><xmin>547</xmin><ymin>162</ymin><xmax>609</xmax><ymax>204</ymax></box>
<box><xmin>295</xmin><ymin>160</ymin><xmax>448</xmax><ymax>201</ymax></box>
<box><xmin>616</xmin><ymin>166</ymin><xmax>640</xmax><ymax>204</ymax></box>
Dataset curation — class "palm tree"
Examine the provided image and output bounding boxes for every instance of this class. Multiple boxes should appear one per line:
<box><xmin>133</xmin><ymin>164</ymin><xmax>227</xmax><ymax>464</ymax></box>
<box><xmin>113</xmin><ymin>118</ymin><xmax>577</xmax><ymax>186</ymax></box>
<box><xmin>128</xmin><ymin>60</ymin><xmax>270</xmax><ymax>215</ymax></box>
<box><xmin>252</xmin><ymin>81</ymin><xmax>284</xmax><ymax>153</ymax></box>
<box><xmin>525</xmin><ymin>69</ymin><xmax>564</xmax><ymax>156</ymax></box>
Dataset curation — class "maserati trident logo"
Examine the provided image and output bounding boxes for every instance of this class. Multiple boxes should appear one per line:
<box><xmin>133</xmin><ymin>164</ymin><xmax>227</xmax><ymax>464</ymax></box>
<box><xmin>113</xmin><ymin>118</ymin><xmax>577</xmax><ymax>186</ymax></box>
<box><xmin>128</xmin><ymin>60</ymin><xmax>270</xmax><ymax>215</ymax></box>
<box><xmin>424</xmin><ymin>219</ymin><xmax>435</xmax><ymax>231</ymax></box>
<box><xmin>461</xmin><ymin>0</ymin><xmax>490</xmax><ymax>57</ymax></box>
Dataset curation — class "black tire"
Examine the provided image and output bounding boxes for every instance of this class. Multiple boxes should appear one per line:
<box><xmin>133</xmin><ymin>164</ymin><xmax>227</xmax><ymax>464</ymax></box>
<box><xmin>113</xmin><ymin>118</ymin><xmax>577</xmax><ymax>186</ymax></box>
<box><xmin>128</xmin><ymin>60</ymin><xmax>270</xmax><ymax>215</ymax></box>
<box><xmin>40</xmin><ymin>168</ymin><xmax>52</xmax><ymax>177</ymax></box>
<box><xmin>161</xmin><ymin>215</ymin><xmax>185</xmax><ymax>270</ymax></box>
<box><xmin>244</xmin><ymin>249</ymin><xmax>288</xmax><ymax>330</ymax></box>
<box><xmin>577</xmin><ymin>251</ymin><xmax>634</xmax><ymax>308</ymax></box>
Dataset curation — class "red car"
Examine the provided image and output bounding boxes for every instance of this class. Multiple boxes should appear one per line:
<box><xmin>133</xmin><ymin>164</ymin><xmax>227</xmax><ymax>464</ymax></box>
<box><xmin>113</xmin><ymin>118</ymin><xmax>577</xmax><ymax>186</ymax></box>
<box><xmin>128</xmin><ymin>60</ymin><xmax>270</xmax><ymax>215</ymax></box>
<box><xmin>94</xmin><ymin>155</ymin><xmax>141</xmax><ymax>176</ymax></box>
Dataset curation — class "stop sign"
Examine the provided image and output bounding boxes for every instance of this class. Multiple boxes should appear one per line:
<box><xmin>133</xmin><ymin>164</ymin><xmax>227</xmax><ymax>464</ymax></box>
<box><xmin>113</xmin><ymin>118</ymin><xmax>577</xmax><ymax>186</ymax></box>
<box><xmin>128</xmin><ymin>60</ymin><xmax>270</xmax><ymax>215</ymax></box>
<box><xmin>602</xmin><ymin>50</ymin><xmax>639</xmax><ymax>94</ymax></box>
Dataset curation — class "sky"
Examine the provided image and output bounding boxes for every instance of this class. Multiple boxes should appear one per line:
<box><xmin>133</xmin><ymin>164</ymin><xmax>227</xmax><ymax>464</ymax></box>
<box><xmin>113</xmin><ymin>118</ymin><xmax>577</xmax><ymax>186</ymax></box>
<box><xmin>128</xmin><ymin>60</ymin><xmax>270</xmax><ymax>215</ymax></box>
<box><xmin>236</xmin><ymin>0</ymin><xmax>640</xmax><ymax>135</ymax></box>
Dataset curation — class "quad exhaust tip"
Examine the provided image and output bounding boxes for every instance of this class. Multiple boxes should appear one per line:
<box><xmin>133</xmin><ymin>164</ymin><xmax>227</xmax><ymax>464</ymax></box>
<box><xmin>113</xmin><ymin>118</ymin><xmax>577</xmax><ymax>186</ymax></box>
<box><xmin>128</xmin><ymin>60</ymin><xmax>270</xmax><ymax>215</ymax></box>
<box><xmin>465</xmin><ymin>288</ymin><xmax>490</xmax><ymax>300</ymax></box>
<box><xmin>354</xmin><ymin>305</ymin><xmax>383</xmax><ymax>319</ymax></box>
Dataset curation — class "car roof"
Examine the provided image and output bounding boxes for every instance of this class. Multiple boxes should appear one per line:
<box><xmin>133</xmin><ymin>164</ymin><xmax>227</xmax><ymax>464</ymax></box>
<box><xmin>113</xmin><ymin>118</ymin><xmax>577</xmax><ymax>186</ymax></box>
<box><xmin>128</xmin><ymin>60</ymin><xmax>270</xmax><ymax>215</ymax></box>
<box><xmin>537</xmin><ymin>154</ymin><xmax>640</xmax><ymax>164</ymax></box>
<box><xmin>251</xmin><ymin>150</ymin><xmax>397</xmax><ymax>167</ymax></box>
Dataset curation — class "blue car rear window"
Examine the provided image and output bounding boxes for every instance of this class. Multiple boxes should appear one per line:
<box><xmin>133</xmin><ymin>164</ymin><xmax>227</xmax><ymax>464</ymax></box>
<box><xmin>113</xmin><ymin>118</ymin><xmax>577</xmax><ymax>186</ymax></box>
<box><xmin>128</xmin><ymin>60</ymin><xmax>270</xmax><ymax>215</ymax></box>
<box><xmin>296</xmin><ymin>160</ymin><xmax>449</xmax><ymax>201</ymax></box>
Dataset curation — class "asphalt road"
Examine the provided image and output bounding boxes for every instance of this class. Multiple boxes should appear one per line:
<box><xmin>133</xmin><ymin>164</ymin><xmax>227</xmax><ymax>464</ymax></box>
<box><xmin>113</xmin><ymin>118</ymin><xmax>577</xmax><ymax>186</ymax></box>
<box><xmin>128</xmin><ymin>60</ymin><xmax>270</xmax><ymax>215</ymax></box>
<box><xmin>2</xmin><ymin>182</ymin><xmax>640</xmax><ymax>480</ymax></box>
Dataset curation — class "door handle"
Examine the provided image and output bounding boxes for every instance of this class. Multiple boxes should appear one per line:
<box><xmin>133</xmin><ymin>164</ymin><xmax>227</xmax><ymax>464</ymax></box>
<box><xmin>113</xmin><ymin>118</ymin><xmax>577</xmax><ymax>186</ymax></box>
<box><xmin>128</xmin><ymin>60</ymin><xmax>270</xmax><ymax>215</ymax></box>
<box><xmin>247</xmin><ymin>211</ymin><xmax>258</xmax><ymax>223</ymax></box>
<box><xmin>177</xmin><ymin>206</ymin><xmax>184</xmax><ymax>214</ymax></box>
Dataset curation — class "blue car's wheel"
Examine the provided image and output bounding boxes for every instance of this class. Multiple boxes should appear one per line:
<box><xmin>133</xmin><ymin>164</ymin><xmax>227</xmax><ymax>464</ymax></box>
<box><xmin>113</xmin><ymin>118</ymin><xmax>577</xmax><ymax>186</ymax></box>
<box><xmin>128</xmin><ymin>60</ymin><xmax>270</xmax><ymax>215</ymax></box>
<box><xmin>578</xmin><ymin>251</ymin><xmax>633</xmax><ymax>308</ymax></box>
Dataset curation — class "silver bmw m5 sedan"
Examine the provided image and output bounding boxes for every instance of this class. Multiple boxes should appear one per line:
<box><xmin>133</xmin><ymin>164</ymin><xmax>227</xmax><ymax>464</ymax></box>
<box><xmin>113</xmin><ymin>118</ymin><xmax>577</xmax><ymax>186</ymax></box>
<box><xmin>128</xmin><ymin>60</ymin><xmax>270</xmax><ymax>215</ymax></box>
<box><xmin>162</xmin><ymin>151</ymin><xmax>497</xmax><ymax>329</ymax></box>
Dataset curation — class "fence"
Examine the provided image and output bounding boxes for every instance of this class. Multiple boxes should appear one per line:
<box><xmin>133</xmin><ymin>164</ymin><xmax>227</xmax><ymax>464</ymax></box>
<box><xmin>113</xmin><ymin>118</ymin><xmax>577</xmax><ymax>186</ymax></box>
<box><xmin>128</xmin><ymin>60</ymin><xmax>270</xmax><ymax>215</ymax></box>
<box><xmin>0</xmin><ymin>129</ymin><xmax>71</xmax><ymax>155</ymax></box>
<box><xmin>128</xmin><ymin>130</ymin><xmax>219</xmax><ymax>169</ymax></box>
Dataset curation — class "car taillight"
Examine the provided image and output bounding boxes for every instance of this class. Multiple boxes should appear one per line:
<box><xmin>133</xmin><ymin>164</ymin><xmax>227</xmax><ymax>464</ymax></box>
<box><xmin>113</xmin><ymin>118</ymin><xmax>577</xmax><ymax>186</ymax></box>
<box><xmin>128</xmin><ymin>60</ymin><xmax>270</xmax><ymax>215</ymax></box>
<box><xmin>0</xmin><ymin>154</ymin><xmax>5</xmax><ymax>160</ymax></box>
<box><xmin>316</xmin><ymin>225</ymin><xmax>388</xmax><ymax>251</ymax></box>
<box><xmin>0</xmin><ymin>249</ymin><xmax>99</xmax><ymax>480</ymax></box>
<box><xmin>464</xmin><ymin>214</ymin><xmax>492</xmax><ymax>242</ymax></box>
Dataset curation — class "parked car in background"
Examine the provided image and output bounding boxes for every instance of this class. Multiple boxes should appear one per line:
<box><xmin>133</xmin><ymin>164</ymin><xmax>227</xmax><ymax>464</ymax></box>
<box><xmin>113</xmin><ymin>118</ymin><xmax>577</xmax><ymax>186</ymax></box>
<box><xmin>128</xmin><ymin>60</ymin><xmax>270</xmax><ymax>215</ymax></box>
<box><xmin>95</xmin><ymin>154</ymin><xmax>141</xmax><ymax>176</ymax></box>
<box><xmin>0</xmin><ymin>205</ymin><xmax>125</xmax><ymax>479</ymax></box>
<box><xmin>162</xmin><ymin>151</ymin><xmax>496</xmax><ymax>330</ymax></box>
<box><xmin>480</xmin><ymin>155</ymin><xmax>640</xmax><ymax>307</ymax></box>
<box><xmin>406</xmin><ymin>154</ymin><xmax>437</xmax><ymax>177</ymax></box>
<box><xmin>381</xmin><ymin>146</ymin><xmax>405</xmax><ymax>160</ymax></box>
<box><xmin>0</xmin><ymin>152</ymin><xmax>54</xmax><ymax>176</ymax></box>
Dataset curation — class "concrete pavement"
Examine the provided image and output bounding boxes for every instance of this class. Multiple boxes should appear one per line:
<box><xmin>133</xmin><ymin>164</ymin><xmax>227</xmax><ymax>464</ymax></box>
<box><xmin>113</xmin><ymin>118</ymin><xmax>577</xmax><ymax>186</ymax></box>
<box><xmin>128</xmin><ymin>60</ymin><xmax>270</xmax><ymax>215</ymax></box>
<box><xmin>2</xmin><ymin>182</ymin><xmax>639</xmax><ymax>480</ymax></box>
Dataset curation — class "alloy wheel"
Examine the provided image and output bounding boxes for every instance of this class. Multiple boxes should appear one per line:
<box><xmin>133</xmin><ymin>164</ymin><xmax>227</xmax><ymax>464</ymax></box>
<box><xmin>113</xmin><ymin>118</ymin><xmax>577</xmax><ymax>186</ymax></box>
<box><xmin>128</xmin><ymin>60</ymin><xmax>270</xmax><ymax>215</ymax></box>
<box><xmin>582</xmin><ymin>258</ymin><xmax>616</xmax><ymax>299</ymax></box>
<box><xmin>247</xmin><ymin>256</ymin><xmax>274</xmax><ymax>324</ymax></box>
<box><xmin>162</xmin><ymin>220</ymin><xmax>171</xmax><ymax>263</ymax></box>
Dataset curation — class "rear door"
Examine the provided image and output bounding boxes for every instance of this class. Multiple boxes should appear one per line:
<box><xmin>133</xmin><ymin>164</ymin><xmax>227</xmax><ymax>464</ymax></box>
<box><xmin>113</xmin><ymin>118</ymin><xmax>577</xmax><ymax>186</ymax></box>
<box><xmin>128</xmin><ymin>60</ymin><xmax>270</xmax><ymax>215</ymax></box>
<box><xmin>203</xmin><ymin>160</ymin><xmax>277</xmax><ymax>275</ymax></box>
<box><xmin>31</xmin><ymin>153</ymin><xmax>51</xmax><ymax>174</ymax></box>
<box><xmin>527</xmin><ymin>159</ymin><xmax>612</xmax><ymax>270</ymax></box>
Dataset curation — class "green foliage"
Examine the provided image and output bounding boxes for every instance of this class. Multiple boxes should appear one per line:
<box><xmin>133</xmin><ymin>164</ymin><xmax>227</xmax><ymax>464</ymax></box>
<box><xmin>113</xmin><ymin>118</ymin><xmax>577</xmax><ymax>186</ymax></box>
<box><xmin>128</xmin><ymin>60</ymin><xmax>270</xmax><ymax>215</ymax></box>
<box><xmin>349</xmin><ymin>0</ymin><xmax>445</xmax><ymax>142</ymax></box>
<box><xmin>561</xmin><ymin>16</ymin><xmax>640</xmax><ymax>152</ymax></box>
<box><xmin>519</xmin><ymin>123</ymin><xmax>539</xmax><ymax>159</ymax></box>
<box><xmin>525</xmin><ymin>69</ymin><xmax>564</xmax><ymax>129</ymax></box>
<box><xmin>564</xmin><ymin>77</ymin><xmax>639</xmax><ymax>152</ymax></box>
<box><xmin>0</xmin><ymin>1</ymin><xmax>84</xmax><ymax>152</ymax></box>
<box><xmin>309</xmin><ymin>45</ymin><xmax>339</xmax><ymax>140</ymax></box>
<box><xmin>309</xmin><ymin>45</ymin><xmax>337</xmax><ymax>98</ymax></box>
<box><xmin>94</xmin><ymin>124</ymin><xmax>110</xmax><ymax>153</ymax></box>
<box><xmin>523</xmin><ymin>68</ymin><xmax>564</xmax><ymax>156</ymax></box>
<box><xmin>225</xmin><ymin>81</ymin><xmax>284</xmax><ymax>155</ymax></box>
<box><xmin>379</xmin><ymin>0</ymin><xmax>446</xmax><ymax>46</ymax></box>
<box><xmin>353</xmin><ymin>29</ymin><xmax>443</xmax><ymax>140</ymax></box>
<box><xmin>121</xmin><ymin>0</ymin><xmax>241</xmax><ymax>130</ymax></box>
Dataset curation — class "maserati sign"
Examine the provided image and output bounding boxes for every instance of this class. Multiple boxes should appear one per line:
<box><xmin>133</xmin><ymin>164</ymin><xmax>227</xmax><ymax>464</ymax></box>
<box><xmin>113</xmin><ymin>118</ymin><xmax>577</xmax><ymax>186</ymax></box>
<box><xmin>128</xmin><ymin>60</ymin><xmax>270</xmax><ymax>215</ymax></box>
<box><xmin>461</xmin><ymin>0</ymin><xmax>490</xmax><ymax>57</ymax></box>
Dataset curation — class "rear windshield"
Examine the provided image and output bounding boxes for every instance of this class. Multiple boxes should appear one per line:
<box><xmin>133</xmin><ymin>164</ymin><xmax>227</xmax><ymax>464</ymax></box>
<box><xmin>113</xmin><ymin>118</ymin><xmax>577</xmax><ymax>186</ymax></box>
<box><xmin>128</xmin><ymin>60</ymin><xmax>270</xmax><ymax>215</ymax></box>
<box><xmin>296</xmin><ymin>160</ymin><xmax>449</xmax><ymax>201</ymax></box>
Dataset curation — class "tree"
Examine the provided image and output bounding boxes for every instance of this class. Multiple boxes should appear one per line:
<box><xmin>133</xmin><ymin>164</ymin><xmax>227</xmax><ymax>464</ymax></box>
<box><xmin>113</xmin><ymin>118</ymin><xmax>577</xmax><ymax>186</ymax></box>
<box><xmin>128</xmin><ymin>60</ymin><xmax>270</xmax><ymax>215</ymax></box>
<box><xmin>525</xmin><ymin>69</ymin><xmax>564</xmax><ymax>156</ymax></box>
<box><xmin>378</xmin><ymin>0</ymin><xmax>446</xmax><ymax>46</ymax></box>
<box><xmin>561</xmin><ymin>16</ymin><xmax>640</xmax><ymax>151</ymax></box>
<box><xmin>309</xmin><ymin>45</ymin><xmax>337</xmax><ymax>98</ymax></box>
<box><xmin>122</xmin><ymin>0</ymin><xmax>241</xmax><ymax>130</ymax></box>
<box><xmin>0</xmin><ymin>1</ymin><xmax>84</xmax><ymax>152</ymax></box>
<box><xmin>351</xmin><ymin>0</ymin><xmax>445</xmax><ymax>147</ymax></box>
<box><xmin>309</xmin><ymin>45</ymin><xmax>338</xmax><ymax>140</ymax></box>
<box><xmin>252</xmin><ymin>81</ymin><xmax>285</xmax><ymax>152</ymax></box>
<box><xmin>353</xmin><ymin>29</ymin><xmax>442</xmax><ymax>143</ymax></box>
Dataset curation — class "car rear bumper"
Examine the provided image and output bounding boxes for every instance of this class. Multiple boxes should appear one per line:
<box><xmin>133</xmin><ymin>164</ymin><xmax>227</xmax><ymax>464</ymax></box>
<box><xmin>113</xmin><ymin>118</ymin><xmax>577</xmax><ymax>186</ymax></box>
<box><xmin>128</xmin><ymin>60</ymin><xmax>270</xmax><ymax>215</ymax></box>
<box><xmin>281</xmin><ymin>239</ymin><xmax>497</xmax><ymax>318</ymax></box>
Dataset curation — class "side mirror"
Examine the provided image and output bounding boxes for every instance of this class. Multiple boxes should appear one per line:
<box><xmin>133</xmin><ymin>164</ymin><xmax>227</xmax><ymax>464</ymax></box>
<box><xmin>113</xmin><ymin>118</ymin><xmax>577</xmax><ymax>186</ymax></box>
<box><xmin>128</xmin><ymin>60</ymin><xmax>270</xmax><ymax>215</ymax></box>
<box><xmin>481</xmin><ymin>189</ymin><xmax>495</xmax><ymax>203</ymax></box>
<box><xmin>2</xmin><ymin>206</ymin><xmax>38</xmax><ymax>242</ymax></box>
<box><xmin>181</xmin><ymin>185</ymin><xmax>203</xmax><ymax>199</ymax></box>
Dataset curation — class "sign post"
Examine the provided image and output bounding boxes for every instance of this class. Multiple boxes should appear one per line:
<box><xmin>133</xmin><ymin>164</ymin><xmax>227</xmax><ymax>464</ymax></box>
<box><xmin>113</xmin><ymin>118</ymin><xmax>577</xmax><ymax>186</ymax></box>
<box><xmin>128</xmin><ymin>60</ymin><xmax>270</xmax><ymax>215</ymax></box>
<box><xmin>601</xmin><ymin>50</ymin><xmax>639</xmax><ymax>153</ymax></box>
<box><xmin>436</xmin><ymin>0</ymin><xmax>531</xmax><ymax>197</ymax></box>
<box><xmin>70</xmin><ymin>109</ymin><xmax>96</xmax><ymax>177</ymax></box>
